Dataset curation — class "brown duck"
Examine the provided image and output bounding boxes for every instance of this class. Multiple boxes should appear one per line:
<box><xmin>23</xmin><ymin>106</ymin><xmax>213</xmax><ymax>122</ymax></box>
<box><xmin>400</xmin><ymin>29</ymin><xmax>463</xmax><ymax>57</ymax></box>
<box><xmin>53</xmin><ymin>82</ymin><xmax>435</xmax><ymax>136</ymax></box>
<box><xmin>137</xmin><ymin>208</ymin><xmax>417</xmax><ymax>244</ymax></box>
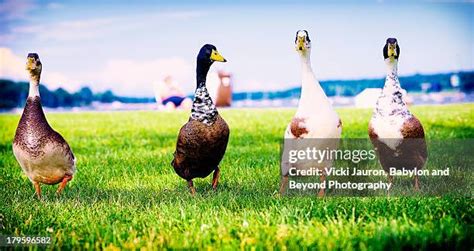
<box><xmin>13</xmin><ymin>53</ymin><xmax>76</xmax><ymax>199</ymax></box>
<box><xmin>368</xmin><ymin>38</ymin><xmax>427</xmax><ymax>190</ymax></box>
<box><xmin>172</xmin><ymin>44</ymin><xmax>229</xmax><ymax>195</ymax></box>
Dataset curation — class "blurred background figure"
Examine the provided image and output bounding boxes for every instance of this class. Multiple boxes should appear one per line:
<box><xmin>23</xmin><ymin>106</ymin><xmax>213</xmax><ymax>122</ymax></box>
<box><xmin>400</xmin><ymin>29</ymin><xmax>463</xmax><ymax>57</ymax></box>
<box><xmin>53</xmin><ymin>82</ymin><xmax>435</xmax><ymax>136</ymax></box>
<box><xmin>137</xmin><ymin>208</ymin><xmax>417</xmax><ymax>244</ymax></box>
<box><xmin>206</xmin><ymin>71</ymin><xmax>233</xmax><ymax>107</ymax></box>
<box><xmin>154</xmin><ymin>76</ymin><xmax>192</xmax><ymax>110</ymax></box>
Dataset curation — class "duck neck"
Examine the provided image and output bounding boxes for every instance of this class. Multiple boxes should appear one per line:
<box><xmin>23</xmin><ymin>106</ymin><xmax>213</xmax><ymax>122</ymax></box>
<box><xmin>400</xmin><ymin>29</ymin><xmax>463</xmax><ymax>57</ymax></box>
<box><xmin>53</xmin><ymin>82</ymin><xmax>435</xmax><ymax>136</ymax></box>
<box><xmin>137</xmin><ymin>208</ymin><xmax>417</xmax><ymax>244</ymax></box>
<box><xmin>28</xmin><ymin>74</ymin><xmax>40</xmax><ymax>98</ymax></box>
<box><xmin>300</xmin><ymin>52</ymin><xmax>312</xmax><ymax>78</ymax></box>
<box><xmin>384</xmin><ymin>58</ymin><xmax>399</xmax><ymax>88</ymax></box>
<box><xmin>381</xmin><ymin>59</ymin><xmax>403</xmax><ymax>97</ymax></box>
<box><xmin>196</xmin><ymin>61</ymin><xmax>211</xmax><ymax>88</ymax></box>
<box><xmin>300</xmin><ymin>52</ymin><xmax>314</xmax><ymax>93</ymax></box>
<box><xmin>21</xmin><ymin>73</ymin><xmax>48</xmax><ymax>127</ymax></box>
<box><xmin>298</xmin><ymin>52</ymin><xmax>327</xmax><ymax>106</ymax></box>
<box><xmin>374</xmin><ymin>58</ymin><xmax>410</xmax><ymax>117</ymax></box>
<box><xmin>191</xmin><ymin>62</ymin><xmax>218</xmax><ymax>125</ymax></box>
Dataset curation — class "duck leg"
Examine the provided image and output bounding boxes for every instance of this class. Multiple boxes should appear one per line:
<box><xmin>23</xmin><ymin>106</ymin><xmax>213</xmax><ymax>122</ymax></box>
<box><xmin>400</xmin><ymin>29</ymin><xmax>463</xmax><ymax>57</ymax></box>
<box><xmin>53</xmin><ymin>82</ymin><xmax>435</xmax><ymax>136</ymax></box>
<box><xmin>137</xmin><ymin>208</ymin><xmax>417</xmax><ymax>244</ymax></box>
<box><xmin>212</xmin><ymin>167</ymin><xmax>220</xmax><ymax>190</ymax></box>
<box><xmin>279</xmin><ymin>175</ymin><xmax>288</xmax><ymax>195</ymax></box>
<box><xmin>318</xmin><ymin>170</ymin><xmax>326</xmax><ymax>198</ymax></box>
<box><xmin>33</xmin><ymin>181</ymin><xmax>42</xmax><ymax>199</ymax></box>
<box><xmin>414</xmin><ymin>174</ymin><xmax>420</xmax><ymax>191</ymax></box>
<box><xmin>385</xmin><ymin>173</ymin><xmax>394</xmax><ymax>196</ymax></box>
<box><xmin>187</xmin><ymin>180</ymin><xmax>196</xmax><ymax>195</ymax></box>
<box><xmin>56</xmin><ymin>174</ymin><xmax>73</xmax><ymax>196</ymax></box>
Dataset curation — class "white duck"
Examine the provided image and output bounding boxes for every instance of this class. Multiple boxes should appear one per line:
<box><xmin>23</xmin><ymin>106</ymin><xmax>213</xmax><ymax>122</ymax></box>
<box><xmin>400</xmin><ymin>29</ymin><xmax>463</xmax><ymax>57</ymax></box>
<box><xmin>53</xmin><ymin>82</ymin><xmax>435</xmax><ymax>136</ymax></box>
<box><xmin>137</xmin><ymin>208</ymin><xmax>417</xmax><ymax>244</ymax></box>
<box><xmin>280</xmin><ymin>30</ymin><xmax>342</xmax><ymax>196</ymax></box>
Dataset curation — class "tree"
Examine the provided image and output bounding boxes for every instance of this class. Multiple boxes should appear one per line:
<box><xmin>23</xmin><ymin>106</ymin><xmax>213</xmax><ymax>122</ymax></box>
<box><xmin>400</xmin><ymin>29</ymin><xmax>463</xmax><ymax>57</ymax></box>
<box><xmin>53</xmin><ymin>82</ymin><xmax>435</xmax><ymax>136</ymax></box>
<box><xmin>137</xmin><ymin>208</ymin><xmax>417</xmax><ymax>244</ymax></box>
<box><xmin>78</xmin><ymin>87</ymin><xmax>94</xmax><ymax>105</ymax></box>
<box><xmin>99</xmin><ymin>90</ymin><xmax>116</xmax><ymax>103</ymax></box>
<box><xmin>54</xmin><ymin>88</ymin><xmax>74</xmax><ymax>107</ymax></box>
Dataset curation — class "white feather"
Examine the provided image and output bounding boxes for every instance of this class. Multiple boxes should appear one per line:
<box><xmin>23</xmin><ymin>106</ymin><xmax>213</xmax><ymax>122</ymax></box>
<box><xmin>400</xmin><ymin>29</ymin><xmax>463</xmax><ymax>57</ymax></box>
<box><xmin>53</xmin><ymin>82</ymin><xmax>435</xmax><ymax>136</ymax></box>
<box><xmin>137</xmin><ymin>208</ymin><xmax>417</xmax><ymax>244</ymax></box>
<box><xmin>371</xmin><ymin>59</ymin><xmax>412</xmax><ymax>150</ymax></box>
<box><xmin>28</xmin><ymin>80</ymin><xmax>40</xmax><ymax>97</ymax></box>
<box><xmin>285</xmin><ymin>51</ymin><xmax>341</xmax><ymax>139</ymax></box>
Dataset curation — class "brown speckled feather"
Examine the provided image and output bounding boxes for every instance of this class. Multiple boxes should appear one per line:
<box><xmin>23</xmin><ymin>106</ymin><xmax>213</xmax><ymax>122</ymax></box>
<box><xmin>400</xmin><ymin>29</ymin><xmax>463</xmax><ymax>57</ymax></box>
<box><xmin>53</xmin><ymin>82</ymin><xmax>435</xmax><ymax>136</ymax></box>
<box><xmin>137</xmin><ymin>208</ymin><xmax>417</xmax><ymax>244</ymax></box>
<box><xmin>13</xmin><ymin>96</ymin><xmax>75</xmax><ymax>184</ymax></box>
<box><xmin>172</xmin><ymin>114</ymin><xmax>229</xmax><ymax>181</ymax></box>
<box><xmin>369</xmin><ymin>116</ymin><xmax>427</xmax><ymax>172</ymax></box>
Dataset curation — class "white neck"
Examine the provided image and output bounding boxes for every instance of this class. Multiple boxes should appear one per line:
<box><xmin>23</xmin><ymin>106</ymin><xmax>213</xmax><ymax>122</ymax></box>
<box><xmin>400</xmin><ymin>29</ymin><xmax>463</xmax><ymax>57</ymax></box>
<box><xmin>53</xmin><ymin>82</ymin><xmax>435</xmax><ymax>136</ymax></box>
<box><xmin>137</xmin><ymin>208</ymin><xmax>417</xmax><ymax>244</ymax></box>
<box><xmin>300</xmin><ymin>52</ymin><xmax>314</xmax><ymax>97</ymax></box>
<box><xmin>298</xmin><ymin>50</ymin><xmax>329</xmax><ymax>108</ymax></box>
<box><xmin>28</xmin><ymin>77</ymin><xmax>40</xmax><ymax>97</ymax></box>
<box><xmin>374</xmin><ymin>58</ymin><xmax>410</xmax><ymax>118</ymax></box>
<box><xmin>385</xmin><ymin>58</ymin><xmax>400</xmax><ymax>85</ymax></box>
<box><xmin>299</xmin><ymin>51</ymin><xmax>312</xmax><ymax>76</ymax></box>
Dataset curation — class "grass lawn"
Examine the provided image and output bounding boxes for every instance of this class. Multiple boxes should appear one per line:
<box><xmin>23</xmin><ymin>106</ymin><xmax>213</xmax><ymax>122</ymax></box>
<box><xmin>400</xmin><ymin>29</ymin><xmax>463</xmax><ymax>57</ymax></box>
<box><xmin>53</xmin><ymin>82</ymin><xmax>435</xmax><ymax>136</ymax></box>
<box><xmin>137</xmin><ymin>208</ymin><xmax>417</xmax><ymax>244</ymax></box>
<box><xmin>0</xmin><ymin>104</ymin><xmax>472</xmax><ymax>249</ymax></box>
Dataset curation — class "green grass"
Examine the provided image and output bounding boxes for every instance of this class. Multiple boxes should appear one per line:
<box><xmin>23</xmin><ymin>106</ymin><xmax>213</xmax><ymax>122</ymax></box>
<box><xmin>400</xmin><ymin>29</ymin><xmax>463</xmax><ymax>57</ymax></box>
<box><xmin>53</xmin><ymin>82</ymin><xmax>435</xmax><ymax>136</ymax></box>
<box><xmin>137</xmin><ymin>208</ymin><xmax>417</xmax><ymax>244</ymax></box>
<box><xmin>0</xmin><ymin>104</ymin><xmax>473</xmax><ymax>250</ymax></box>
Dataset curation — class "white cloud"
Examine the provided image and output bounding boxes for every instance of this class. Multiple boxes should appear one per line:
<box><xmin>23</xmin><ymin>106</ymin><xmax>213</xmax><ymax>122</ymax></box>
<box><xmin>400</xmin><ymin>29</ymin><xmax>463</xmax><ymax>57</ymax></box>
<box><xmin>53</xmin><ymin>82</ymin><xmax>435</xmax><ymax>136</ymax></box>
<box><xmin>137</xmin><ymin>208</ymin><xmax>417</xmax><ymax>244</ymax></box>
<box><xmin>0</xmin><ymin>47</ymin><xmax>87</xmax><ymax>92</ymax></box>
<box><xmin>95</xmin><ymin>57</ymin><xmax>194</xmax><ymax>96</ymax></box>
<box><xmin>11</xmin><ymin>18</ymin><xmax>117</xmax><ymax>42</ymax></box>
<box><xmin>46</xmin><ymin>2</ymin><xmax>64</xmax><ymax>10</ymax></box>
<box><xmin>0</xmin><ymin>47</ymin><xmax>26</xmax><ymax>81</ymax></box>
<box><xmin>161</xmin><ymin>10</ymin><xmax>207</xmax><ymax>20</ymax></box>
<box><xmin>5</xmin><ymin>10</ymin><xmax>208</xmax><ymax>43</ymax></box>
<box><xmin>0</xmin><ymin>0</ymin><xmax>36</xmax><ymax>21</ymax></box>
<box><xmin>0</xmin><ymin>47</ymin><xmax>194</xmax><ymax>96</ymax></box>
<box><xmin>41</xmin><ymin>72</ymin><xmax>84</xmax><ymax>92</ymax></box>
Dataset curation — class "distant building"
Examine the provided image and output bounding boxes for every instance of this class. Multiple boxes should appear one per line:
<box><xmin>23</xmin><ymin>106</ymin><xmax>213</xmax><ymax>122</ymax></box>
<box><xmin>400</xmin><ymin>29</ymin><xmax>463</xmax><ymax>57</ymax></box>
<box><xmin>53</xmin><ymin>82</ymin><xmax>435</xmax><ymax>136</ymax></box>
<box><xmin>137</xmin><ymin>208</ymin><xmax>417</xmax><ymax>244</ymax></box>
<box><xmin>354</xmin><ymin>88</ymin><xmax>381</xmax><ymax>108</ymax></box>
<box><xmin>450</xmin><ymin>74</ymin><xmax>460</xmax><ymax>88</ymax></box>
<box><xmin>421</xmin><ymin>82</ymin><xmax>431</xmax><ymax>92</ymax></box>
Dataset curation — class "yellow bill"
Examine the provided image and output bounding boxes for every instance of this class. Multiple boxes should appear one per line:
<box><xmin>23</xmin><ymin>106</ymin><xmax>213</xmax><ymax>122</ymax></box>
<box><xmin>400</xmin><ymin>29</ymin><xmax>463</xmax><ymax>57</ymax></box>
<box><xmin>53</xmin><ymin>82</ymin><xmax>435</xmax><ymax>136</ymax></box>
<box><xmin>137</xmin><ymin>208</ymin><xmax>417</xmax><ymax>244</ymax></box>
<box><xmin>26</xmin><ymin>57</ymin><xmax>35</xmax><ymax>70</ymax></box>
<box><xmin>388</xmin><ymin>45</ymin><xmax>397</xmax><ymax>57</ymax></box>
<box><xmin>210</xmin><ymin>49</ymin><xmax>227</xmax><ymax>62</ymax></box>
<box><xmin>296</xmin><ymin>37</ymin><xmax>305</xmax><ymax>51</ymax></box>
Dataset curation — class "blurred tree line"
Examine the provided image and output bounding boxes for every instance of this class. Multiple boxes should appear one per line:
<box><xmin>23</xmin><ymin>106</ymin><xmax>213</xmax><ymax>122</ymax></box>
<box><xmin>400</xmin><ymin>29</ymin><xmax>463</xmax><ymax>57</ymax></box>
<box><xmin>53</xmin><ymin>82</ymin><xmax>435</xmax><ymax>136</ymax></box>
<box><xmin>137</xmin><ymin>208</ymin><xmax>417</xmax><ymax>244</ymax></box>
<box><xmin>234</xmin><ymin>71</ymin><xmax>474</xmax><ymax>101</ymax></box>
<box><xmin>2</xmin><ymin>71</ymin><xmax>473</xmax><ymax>108</ymax></box>
<box><xmin>0</xmin><ymin>79</ymin><xmax>154</xmax><ymax>109</ymax></box>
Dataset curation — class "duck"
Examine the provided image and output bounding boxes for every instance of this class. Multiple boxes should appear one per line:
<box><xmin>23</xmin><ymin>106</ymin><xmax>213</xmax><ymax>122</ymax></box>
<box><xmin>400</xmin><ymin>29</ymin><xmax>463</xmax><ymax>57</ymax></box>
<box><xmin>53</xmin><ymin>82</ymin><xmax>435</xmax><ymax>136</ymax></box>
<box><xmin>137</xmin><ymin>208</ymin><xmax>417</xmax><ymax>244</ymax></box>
<box><xmin>368</xmin><ymin>38</ymin><xmax>427</xmax><ymax>190</ymax></box>
<box><xmin>12</xmin><ymin>53</ymin><xmax>76</xmax><ymax>199</ymax></box>
<box><xmin>280</xmin><ymin>30</ymin><xmax>342</xmax><ymax>196</ymax></box>
<box><xmin>171</xmin><ymin>44</ymin><xmax>229</xmax><ymax>195</ymax></box>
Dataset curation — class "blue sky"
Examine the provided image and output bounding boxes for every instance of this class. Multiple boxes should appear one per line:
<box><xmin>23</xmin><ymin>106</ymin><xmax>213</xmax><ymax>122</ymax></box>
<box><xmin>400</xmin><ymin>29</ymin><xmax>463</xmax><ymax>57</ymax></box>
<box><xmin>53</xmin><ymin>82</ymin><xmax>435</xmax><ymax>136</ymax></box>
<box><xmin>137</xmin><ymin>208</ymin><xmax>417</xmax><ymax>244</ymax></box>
<box><xmin>0</xmin><ymin>0</ymin><xmax>472</xmax><ymax>96</ymax></box>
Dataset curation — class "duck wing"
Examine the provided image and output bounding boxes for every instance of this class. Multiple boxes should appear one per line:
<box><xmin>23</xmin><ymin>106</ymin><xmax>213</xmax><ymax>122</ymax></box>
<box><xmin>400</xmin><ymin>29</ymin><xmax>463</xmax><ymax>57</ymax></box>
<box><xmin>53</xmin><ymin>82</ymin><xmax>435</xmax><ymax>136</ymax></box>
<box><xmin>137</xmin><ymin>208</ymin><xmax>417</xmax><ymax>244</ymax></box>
<box><xmin>172</xmin><ymin>115</ymin><xmax>229</xmax><ymax>180</ymax></box>
<box><xmin>369</xmin><ymin>115</ymin><xmax>427</xmax><ymax>171</ymax></box>
<box><xmin>13</xmin><ymin>97</ymin><xmax>75</xmax><ymax>183</ymax></box>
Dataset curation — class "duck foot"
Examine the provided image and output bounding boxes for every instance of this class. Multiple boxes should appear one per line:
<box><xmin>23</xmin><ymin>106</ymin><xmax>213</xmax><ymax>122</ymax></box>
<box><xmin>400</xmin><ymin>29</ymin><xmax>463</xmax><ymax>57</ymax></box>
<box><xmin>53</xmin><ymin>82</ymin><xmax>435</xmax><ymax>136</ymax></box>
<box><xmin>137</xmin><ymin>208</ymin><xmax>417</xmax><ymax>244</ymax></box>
<box><xmin>34</xmin><ymin>182</ymin><xmax>42</xmax><ymax>200</ymax></box>
<box><xmin>388</xmin><ymin>174</ymin><xmax>393</xmax><ymax>185</ymax></box>
<box><xmin>187</xmin><ymin>180</ymin><xmax>196</xmax><ymax>195</ymax></box>
<box><xmin>387</xmin><ymin>175</ymin><xmax>393</xmax><ymax>196</ymax></box>
<box><xmin>279</xmin><ymin>175</ymin><xmax>288</xmax><ymax>195</ymax></box>
<box><xmin>56</xmin><ymin>174</ymin><xmax>73</xmax><ymax>196</ymax></box>
<box><xmin>414</xmin><ymin>175</ymin><xmax>420</xmax><ymax>191</ymax></box>
<box><xmin>212</xmin><ymin>167</ymin><xmax>220</xmax><ymax>190</ymax></box>
<box><xmin>318</xmin><ymin>171</ymin><xmax>326</xmax><ymax>198</ymax></box>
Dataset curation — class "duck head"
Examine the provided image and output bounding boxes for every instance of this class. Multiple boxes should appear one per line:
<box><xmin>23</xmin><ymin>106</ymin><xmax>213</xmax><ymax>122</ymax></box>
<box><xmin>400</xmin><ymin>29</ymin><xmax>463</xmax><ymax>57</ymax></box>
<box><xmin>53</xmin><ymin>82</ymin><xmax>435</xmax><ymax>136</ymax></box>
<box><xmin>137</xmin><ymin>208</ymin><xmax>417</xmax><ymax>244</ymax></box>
<box><xmin>196</xmin><ymin>44</ymin><xmax>226</xmax><ymax>86</ymax></box>
<box><xmin>295</xmin><ymin>30</ymin><xmax>311</xmax><ymax>56</ymax></box>
<box><xmin>383</xmin><ymin>38</ymin><xmax>400</xmax><ymax>61</ymax></box>
<box><xmin>26</xmin><ymin>53</ymin><xmax>42</xmax><ymax>81</ymax></box>
<box><xmin>197</xmin><ymin>44</ymin><xmax>226</xmax><ymax>64</ymax></box>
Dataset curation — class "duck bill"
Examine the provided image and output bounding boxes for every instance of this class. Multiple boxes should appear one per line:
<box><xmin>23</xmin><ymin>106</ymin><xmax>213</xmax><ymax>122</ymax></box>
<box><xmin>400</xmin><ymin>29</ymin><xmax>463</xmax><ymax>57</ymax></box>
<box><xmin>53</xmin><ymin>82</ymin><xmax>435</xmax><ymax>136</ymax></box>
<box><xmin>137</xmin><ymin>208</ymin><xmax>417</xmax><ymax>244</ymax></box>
<box><xmin>388</xmin><ymin>47</ymin><xmax>397</xmax><ymax>58</ymax></box>
<box><xmin>26</xmin><ymin>58</ymin><xmax>36</xmax><ymax>70</ymax></box>
<box><xmin>210</xmin><ymin>49</ymin><xmax>227</xmax><ymax>62</ymax></box>
<box><xmin>296</xmin><ymin>37</ymin><xmax>305</xmax><ymax>51</ymax></box>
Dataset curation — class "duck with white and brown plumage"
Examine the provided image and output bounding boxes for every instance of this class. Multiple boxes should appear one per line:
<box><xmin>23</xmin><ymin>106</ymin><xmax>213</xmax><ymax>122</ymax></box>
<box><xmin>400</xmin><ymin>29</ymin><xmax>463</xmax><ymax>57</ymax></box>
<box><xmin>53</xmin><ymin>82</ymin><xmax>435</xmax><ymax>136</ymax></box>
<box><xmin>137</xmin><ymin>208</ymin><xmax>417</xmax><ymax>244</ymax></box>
<box><xmin>171</xmin><ymin>44</ymin><xmax>229</xmax><ymax>195</ymax></box>
<box><xmin>13</xmin><ymin>53</ymin><xmax>76</xmax><ymax>199</ymax></box>
<box><xmin>279</xmin><ymin>30</ymin><xmax>342</xmax><ymax>197</ymax></box>
<box><xmin>368</xmin><ymin>38</ymin><xmax>427</xmax><ymax>190</ymax></box>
